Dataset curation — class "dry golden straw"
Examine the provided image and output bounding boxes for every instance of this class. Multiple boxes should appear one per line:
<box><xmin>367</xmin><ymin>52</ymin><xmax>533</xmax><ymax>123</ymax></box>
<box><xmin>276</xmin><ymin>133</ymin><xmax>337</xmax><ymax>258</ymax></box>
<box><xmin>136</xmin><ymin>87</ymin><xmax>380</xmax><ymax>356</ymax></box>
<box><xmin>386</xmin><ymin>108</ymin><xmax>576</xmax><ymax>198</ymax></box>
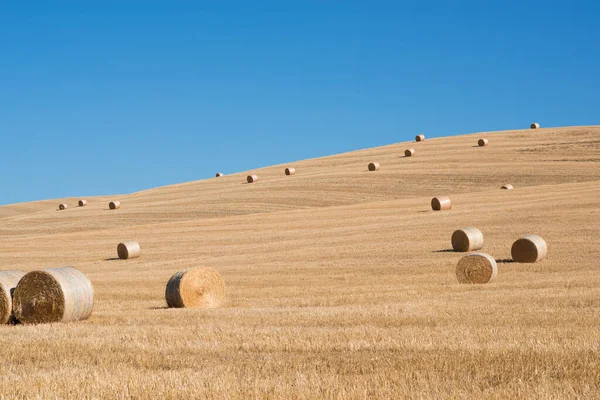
<box><xmin>478</xmin><ymin>138</ymin><xmax>489</xmax><ymax>147</ymax></box>
<box><xmin>431</xmin><ymin>196</ymin><xmax>451</xmax><ymax>211</ymax></box>
<box><xmin>247</xmin><ymin>174</ymin><xmax>259</xmax><ymax>183</ymax></box>
<box><xmin>511</xmin><ymin>235</ymin><xmax>547</xmax><ymax>263</ymax></box>
<box><xmin>285</xmin><ymin>167</ymin><xmax>296</xmax><ymax>176</ymax></box>
<box><xmin>0</xmin><ymin>270</ymin><xmax>25</xmax><ymax>324</ymax></box>
<box><xmin>78</xmin><ymin>200</ymin><xmax>87</xmax><ymax>207</ymax></box>
<box><xmin>165</xmin><ymin>267</ymin><xmax>226</xmax><ymax>308</ymax></box>
<box><xmin>109</xmin><ymin>201</ymin><xmax>120</xmax><ymax>210</ymax></box>
<box><xmin>117</xmin><ymin>241</ymin><xmax>141</xmax><ymax>260</ymax></box>
<box><xmin>405</xmin><ymin>148</ymin><xmax>415</xmax><ymax>157</ymax></box>
<box><xmin>415</xmin><ymin>134</ymin><xmax>425</xmax><ymax>142</ymax></box>
<box><xmin>455</xmin><ymin>253</ymin><xmax>497</xmax><ymax>284</ymax></box>
<box><xmin>13</xmin><ymin>266</ymin><xmax>94</xmax><ymax>324</ymax></box>
<box><xmin>530</xmin><ymin>123</ymin><xmax>540</xmax><ymax>129</ymax></box>
<box><xmin>59</xmin><ymin>204</ymin><xmax>68</xmax><ymax>210</ymax></box>
<box><xmin>368</xmin><ymin>162</ymin><xmax>380</xmax><ymax>171</ymax></box>
<box><xmin>501</xmin><ymin>184</ymin><xmax>514</xmax><ymax>190</ymax></box>
<box><xmin>451</xmin><ymin>227</ymin><xmax>484</xmax><ymax>252</ymax></box>
<box><xmin>215</xmin><ymin>173</ymin><xmax>224</xmax><ymax>177</ymax></box>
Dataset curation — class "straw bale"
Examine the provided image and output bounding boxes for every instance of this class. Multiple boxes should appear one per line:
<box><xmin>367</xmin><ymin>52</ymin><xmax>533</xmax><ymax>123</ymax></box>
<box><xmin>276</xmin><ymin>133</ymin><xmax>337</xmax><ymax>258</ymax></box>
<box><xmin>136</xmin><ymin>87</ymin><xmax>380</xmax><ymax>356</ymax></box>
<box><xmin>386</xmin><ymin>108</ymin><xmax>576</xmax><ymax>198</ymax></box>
<box><xmin>165</xmin><ymin>267</ymin><xmax>225</xmax><ymax>308</ymax></box>
<box><xmin>456</xmin><ymin>253</ymin><xmax>497</xmax><ymax>284</ymax></box>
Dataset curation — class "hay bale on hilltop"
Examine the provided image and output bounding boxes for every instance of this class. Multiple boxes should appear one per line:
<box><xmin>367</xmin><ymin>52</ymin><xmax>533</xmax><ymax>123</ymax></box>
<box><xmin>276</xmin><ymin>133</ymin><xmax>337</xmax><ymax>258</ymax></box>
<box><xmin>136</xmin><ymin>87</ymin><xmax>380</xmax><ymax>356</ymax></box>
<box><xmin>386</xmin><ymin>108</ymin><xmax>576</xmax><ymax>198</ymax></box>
<box><xmin>109</xmin><ymin>201</ymin><xmax>120</xmax><ymax>210</ymax></box>
<box><xmin>456</xmin><ymin>253</ymin><xmax>497</xmax><ymax>284</ymax></box>
<box><xmin>117</xmin><ymin>241</ymin><xmax>141</xmax><ymax>260</ymax></box>
<box><xmin>285</xmin><ymin>167</ymin><xmax>296</xmax><ymax>176</ymax></box>
<box><xmin>59</xmin><ymin>204</ymin><xmax>68</xmax><ymax>210</ymax></box>
<box><xmin>247</xmin><ymin>174</ymin><xmax>259</xmax><ymax>183</ymax></box>
<box><xmin>13</xmin><ymin>266</ymin><xmax>94</xmax><ymax>324</ymax></box>
<box><xmin>368</xmin><ymin>162</ymin><xmax>380</xmax><ymax>171</ymax></box>
<box><xmin>431</xmin><ymin>196</ymin><xmax>451</xmax><ymax>211</ymax></box>
<box><xmin>511</xmin><ymin>235</ymin><xmax>547</xmax><ymax>263</ymax></box>
<box><xmin>478</xmin><ymin>138</ymin><xmax>489</xmax><ymax>147</ymax></box>
<box><xmin>0</xmin><ymin>270</ymin><xmax>25</xmax><ymax>324</ymax></box>
<box><xmin>501</xmin><ymin>184</ymin><xmax>514</xmax><ymax>190</ymax></box>
<box><xmin>530</xmin><ymin>123</ymin><xmax>540</xmax><ymax>129</ymax></box>
<box><xmin>405</xmin><ymin>148</ymin><xmax>415</xmax><ymax>157</ymax></box>
<box><xmin>415</xmin><ymin>134</ymin><xmax>425</xmax><ymax>142</ymax></box>
<box><xmin>165</xmin><ymin>267</ymin><xmax>225</xmax><ymax>308</ymax></box>
<box><xmin>216</xmin><ymin>173</ymin><xmax>224</xmax><ymax>178</ymax></box>
<box><xmin>452</xmin><ymin>227</ymin><xmax>484</xmax><ymax>252</ymax></box>
<box><xmin>78</xmin><ymin>200</ymin><xmax>87</xmax><ymax>207</ymax></box>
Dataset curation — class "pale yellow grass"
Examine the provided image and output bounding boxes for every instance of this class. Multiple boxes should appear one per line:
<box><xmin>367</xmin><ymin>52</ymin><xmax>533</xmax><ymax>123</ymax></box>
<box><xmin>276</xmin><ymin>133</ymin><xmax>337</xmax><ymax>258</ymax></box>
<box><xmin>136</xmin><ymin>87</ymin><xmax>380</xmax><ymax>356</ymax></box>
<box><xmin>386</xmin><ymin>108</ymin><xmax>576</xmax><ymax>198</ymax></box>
<box><xmin>0</xmin><ymin>126</ymin><xmax>599</xmax><ymax>399</ymax></box>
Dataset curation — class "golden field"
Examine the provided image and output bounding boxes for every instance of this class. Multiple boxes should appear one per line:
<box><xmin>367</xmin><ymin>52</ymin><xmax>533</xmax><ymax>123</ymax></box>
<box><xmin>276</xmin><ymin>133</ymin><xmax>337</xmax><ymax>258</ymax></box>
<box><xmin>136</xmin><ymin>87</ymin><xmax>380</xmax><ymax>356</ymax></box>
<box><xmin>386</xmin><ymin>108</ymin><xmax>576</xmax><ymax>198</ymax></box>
<box><xmin>1</xmin><ymin>126</ymin><xmax>599</xmax><ymax>399</ymax></box>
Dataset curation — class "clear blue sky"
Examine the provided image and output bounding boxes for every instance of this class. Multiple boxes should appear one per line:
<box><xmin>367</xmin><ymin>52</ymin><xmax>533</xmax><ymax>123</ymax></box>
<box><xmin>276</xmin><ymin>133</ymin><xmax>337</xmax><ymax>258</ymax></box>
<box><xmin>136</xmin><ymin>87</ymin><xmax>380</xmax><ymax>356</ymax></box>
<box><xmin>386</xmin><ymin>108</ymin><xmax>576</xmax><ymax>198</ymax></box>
<box><xmin>1</xmin><ymin>1</ymin><xmax>598</xmax><ymax>205</ymax></box>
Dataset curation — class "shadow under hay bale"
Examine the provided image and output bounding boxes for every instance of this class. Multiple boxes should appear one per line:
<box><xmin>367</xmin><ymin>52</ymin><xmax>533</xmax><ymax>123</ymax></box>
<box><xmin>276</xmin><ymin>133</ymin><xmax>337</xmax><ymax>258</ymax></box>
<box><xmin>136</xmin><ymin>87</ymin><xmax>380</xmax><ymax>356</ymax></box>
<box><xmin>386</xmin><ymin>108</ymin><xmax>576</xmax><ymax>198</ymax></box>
<box><xmin>165</xmin><ymin>267</ymin><xmax>225</xmax><ymax>309</ymax></box>
<box><xmin>0</xmin><ymin>270</ymin><xmax>25</xmax><ymax>324</ymax></box>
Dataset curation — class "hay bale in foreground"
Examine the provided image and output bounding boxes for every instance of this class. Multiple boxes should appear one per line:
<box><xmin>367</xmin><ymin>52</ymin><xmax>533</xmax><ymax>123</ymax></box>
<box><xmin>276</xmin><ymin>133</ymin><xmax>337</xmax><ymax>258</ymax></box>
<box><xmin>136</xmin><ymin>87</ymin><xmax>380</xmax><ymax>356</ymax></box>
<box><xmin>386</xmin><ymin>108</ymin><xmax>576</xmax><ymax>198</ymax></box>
<box><xmin>59</xmin><ymin>204</ymin><xmax>68</xmax><ymax>210</ymax></box>
<box><xmin>117</xmin><ymin>241</ymin><xmax>141</xmax><ymax>260</ymax></box>
<box><xmin>78</xmin><ymin>200</ymin><xmax>87</xmax><ymax>207</ymax></box>
<box><xmin>368</xmin><ymin>162</ymin><xmax>380</xmax><ymax>171</ymax></box>
<box><xmin>530</xmin><ymin>123</ymin><xmax>540</xmax><ymax>129</ymax></box>
<box><xmin>165</xmin><ymin>267</ymin><xmax>225</xmax><ymax>308</ymax></box>
<box><xmin>247</xmin><ymin>174</ymin><xmax>258</xmax><ymax>183</ymax></box>
<box><xmin>511</xmin><ymin>235</ymin><xmax>547</xmax><ymax>263</ymax></box>
<box><xmin>215</xmin><ymin>173</ymin><xmax>224</xmax><ymax>178</ymax></box>
<box><xmin>415</xmin><ymin>134</ymin><xmax>425</xmax><ymax>142</ymax></box>
<box><xmin>456</xmin><ymin>253</ymin><xmax>497</xmax><ymax>284</ymax></box>
<box><xmin>478</xmin><ymin>138</ymin><xmax>489</xmax><ymax>147</ymax></box>
<box><xmin>13</xmin><ymin>266</ymin><xmax>94</xmax><ymax>324</ymax></box>
<box><xmin>0</xmin><ymin>270</ymin><xmax>25</xmax><ymax>324</ymax></box>
<box><xmin>452</xmin><ymin>227</ymin><xmax>484</xmax><ymax>252</ymax></box>
<box><xmin>405</xmin><ymin>148</ymin><xmax>415</xmax><ymax>157</ymax></box>
<box><xmin>501</xmin><ymin>184</ymin><xmax>514</xmax><ymax>190</ymax></box>
<box><xmin>431</xmin><ymin>196</ymin><xmax>451</xmax><ymax>211</ymax></box>
<box><xmin>109</xmin><ymin>201</ymin><xmax>120</xmax><ymax>210</ymax></box>
<box><xmin>285</xmin><ymin>167</ymin><xmax>296</xmax><ymax>176</ymax></box>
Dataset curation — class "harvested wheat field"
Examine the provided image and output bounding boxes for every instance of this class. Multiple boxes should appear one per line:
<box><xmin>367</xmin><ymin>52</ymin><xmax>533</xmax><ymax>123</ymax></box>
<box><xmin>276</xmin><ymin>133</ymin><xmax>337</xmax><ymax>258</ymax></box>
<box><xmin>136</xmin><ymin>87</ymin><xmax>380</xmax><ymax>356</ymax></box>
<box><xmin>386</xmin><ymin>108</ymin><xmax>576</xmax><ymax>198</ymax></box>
<box><xmin>0</xmin><ymin>125</ymin><xmax>600</xmax><ymax>398</ymax></box>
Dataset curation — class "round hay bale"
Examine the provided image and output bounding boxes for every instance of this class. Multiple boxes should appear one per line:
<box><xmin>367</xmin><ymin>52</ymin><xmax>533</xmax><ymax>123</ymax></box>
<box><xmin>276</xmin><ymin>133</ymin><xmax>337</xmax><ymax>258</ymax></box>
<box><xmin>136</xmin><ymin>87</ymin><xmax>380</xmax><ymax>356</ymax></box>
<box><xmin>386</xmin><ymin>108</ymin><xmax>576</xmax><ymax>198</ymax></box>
<box><xmin>13</xmin><ymin>266</ymin><xmax>94</xmax><ymax>324</ymax></box>
<box><xmin>78</xmin><ymin>200</ymin><xmax>87</xmax><ymax>207</ymax></box>
<box><xmin>215</xmin><ymin>173</ymin><xmax>224</xmax><ymax>178</ymax></box>
<box><xmin>431</xmin><ymin>196</ymin><xmax>451</xmax><ymax>211</ymax></box>
<box><xmin>451</xmin><ymin>227</ymin><xmax>484</xmax><ymax>252</ymax></box>
<box><xmin>109</xmin><ymin>201</ymin><xmax>120</xmax><ymax>210</ymax></box>
<box><xmin>117</xmin><ymin>241</ymin><xmax>141</xmax><ymax>260</ymax></box>
<box><xmin>405</xmin><ymin>148</ymin><xmax>415</xmax><ymax>157</ymax></box>
<box><xmin>247</xmin><ymin>174</ymin><xmax>258</xmax><ymax>183</ymax></box>
<box><xmin>478</xmin><ymin>138</ymin><xmax>489</xmax><ymax>147</ymax></box>
<box><xmin>165</xmin><ymin>267</ymin><xmax>226</xmax><ymax>308</ymax></box>
<box><xmin>368</xmin><ymin>162</ymin><xmax>380</xmax><ymax>171</ymax></box>
<box><xmin>456</xmin><ymin>253</ymin><xmax>497</xmax><ymax>284</ymax></box>
<box><xmin>0</xmin><ymin>270</ymin><xmax>25</xmax><ymax>324</ymax></box>
<box><xmin>415</xmin><ymin>134</ymin><xmax>425</xmax><ymax>142</ymax></box>
<box><xmin>530</xmin><ymin>123</ymin><xmax>540</xmax><ymax>129</ymax></box>
<box><xmin>501</xmin><ymin>184</ymin><xmax>514</xmax><ymax>190</ymax></box>
<box><xmin>285</xmin><ymin>167</ymin><xmax>296</xmax><ymax>176</ymax></box>
<box><xmin>59</xmin><ymin>203</ymin><xmax>68</xmax><ymax>210</ymax></box>
<box><xmin>511</xmin><ymin>235</ymin><xmax>547</xmax><ymax>263</ymax></box>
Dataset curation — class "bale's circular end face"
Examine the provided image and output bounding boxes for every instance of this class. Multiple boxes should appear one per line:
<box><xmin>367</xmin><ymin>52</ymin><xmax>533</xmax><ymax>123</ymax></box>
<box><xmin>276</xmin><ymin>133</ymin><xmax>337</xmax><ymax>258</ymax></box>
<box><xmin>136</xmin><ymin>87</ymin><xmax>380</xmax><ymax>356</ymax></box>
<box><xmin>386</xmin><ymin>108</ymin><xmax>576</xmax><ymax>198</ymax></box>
<box><xmin>215</xmin><ymin>173</ymin><xmax>224</xmax><ymax>177</ymax></box>
<box><xmin>456</xmin><ymin>253</ymin><xmax>497</xmax><ymax>284</ymax></box>
<box><xmin>109</xmin><ymin>201</ymin><xmax>120</xmax><ymax>210</ymax></box>
<box><xmin>511</xmin><ymin>235</ymin><xmax>547</xmax><ymax>263</ymax></box>
<box><xmin>247</xmin><ymin>174</ymin><xmax>258</xmax><ymax>183</ymax></box>
<box><xmin>285</xmin><ymin>167</ymin><xmax>296</xmax><ymax>176</ymax></box>
<box><xmin>368</xmin><ymin>162</ymin><xmax>380</xmax><ymax>171</ymax></box>
<box><xmin>117</xmin><ymin>241</ymin><xmax>141</xmax><ymax>260</ymax></box>
<box><xmin>59</xmin><ymin>204</ymin><xmax>68</xmax><ymax>210</ymax></box>
<box><xmin>0</xmin><ymin>270</ymin><xmax>25</xmax><ymax>324</ymax></box>
<box><xmin>165</xmin><ymin>267</ymin><xmax>226</xmax><ymax>308</ymax></box>
<box><xmin>405</xmin><ymin>148</ymin><xmax>415</xmax><ymax>157</ymax></box>
<box><xmin>415</xmin><ymin>134</ymin><xmax>425</xmax><ymax>142</ymax></box>
<box><xmin>530</xmin><ymin>123</ymin><xmax>540</xmax><ymax>129</ymax></box>
<box><xmin>478</xmin><ymin>138</ymin><xmax>489</xmax><ymax>147</ymax></box>
<box><xmin>431</xmin><ymin>196</ymin><xmax>451</xmax><ymax>211</ymax></box>
<box><xmin>78</xmin><ymin>200</ymin><xmax>87</xmax><ymax>207</ymax></box>
<box><xmin>501</xmin><ymin>184</ymin><xmax>514</xmax><ymax>190</ymax></box>
<box><xmin>452</xmin><ymin>227</ymin><xmax>484</xmax><ymax>252</ymax></box>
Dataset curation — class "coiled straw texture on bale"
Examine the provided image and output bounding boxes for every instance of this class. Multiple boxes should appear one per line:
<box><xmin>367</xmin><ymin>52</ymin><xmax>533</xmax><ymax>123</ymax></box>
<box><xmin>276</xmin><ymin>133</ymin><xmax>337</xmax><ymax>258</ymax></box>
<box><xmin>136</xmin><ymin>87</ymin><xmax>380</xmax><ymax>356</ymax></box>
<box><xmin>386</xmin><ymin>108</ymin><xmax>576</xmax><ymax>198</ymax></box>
<box><xmin>452</xmin><ymin>227</ymin><xmax>484</xmax><ymax>252</ymax></box>
<box><xmin>431</xmin><ymin>196</ymin><xmax>452</xmax><ymax>211</ymax></box>
<box><xmin>511</xmin><ymin>235</ymin><xmax>547</xmax><ymax>263</ymax></box>
<box><xmin>215</xmin><ymin>173</ymin><xmax>224</xmax><ymax>177</ymax></box>
<box><xmin>247</xmin><ymin>174</ymin><xmax>258</xmax><ymax>183</ymax></box>
<box><xmin>285</xmin><ymin>167</ymin><xmax>296</xmax><ymax>176</ymax></box>
<box><xmin>0</xmin><ymin>270</ymin><xmax>25</xmax><ymax>324</ymax></box>
<box><xmin>456</xmin><ymin>253</ymin><xmax>497</xmax><ymax>284</ymax></box>
<box><xmin>530</xmin><ymin>123</ymin><xmax>540</xmax><ymax>129</ymax></box>
<box><xmin>501</xmin><ymin>184</ymin><xmax>514</xmax><ymax>190</ymax></box>
<box><xmin>13</xmin><ymin>266</ymin><xmax>94</xmax><ymax>324</ymax></box>
<box><xmin>165</xmin><ymin>267</ymin><xmax>226</xmax><ymax>308</ymax></box>
<box><xmin>78</xmin><ymin>200</ymin><xmax>87</xmax><ymax>207</ymax></box>
<box><xmin>415</xmin><ymin>134</ymin><xmax>425</xmax><ymax>142</ymax></box>
<box><xmin>59</xmin><ymin>204</ymin><xmax>67</xmax><ymax>210</ymax></box>
<box><xmin>478</xmin><ymin>138</ymin><xmax>489</xmax><ymax>147</ymax></box>
<box><xmin>109</xmin><ymin>201</ymin><xmax>120</xmax><ymax>210</ymax></box>
<box><xmin>368</xmin><ymin>162</ymin><xmax>380</xmax><ymax>171</ymax></box>
<box><xmin>117</xmin><ymin>241</ymin><xmax>141</xmax><ymax>260</ymax></box>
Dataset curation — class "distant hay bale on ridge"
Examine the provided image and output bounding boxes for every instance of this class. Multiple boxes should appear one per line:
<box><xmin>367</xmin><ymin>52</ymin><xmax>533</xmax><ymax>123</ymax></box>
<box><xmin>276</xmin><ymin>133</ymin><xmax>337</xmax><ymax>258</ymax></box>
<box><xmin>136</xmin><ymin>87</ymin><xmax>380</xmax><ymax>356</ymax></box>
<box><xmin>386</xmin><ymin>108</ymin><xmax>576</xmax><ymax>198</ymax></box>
<box><xmin>368</xmin><ymin>162</ymin><xmax>380</xmax><ymax>171</ymax></box>
<box><xmin>247</xmin><ymin>174</ymin><xmax>259</xmax><ymax>183</ymax></box>
<box><xmin>456</xmin><ymin>253</ymin><xmax>497</xmax><ymax>284</ymax></box>
<box><xmin>216</xmin><ymin>173</ymin><xmax>224</xmax><ymax>178</ymax></box>
<box><xmin>0</xmin><ymin>270</ymin><xmax>25</xmax><ymax>324</ymax></box>
<box><xmin>117</xmin><ymin>241</ymin><xmax>141</xmax><ymax>260</ymax></box>
<box><xmin>530</xmin><ymin>123</ymin><xmax>540</xmax><ymax>129</ymax></box>
<box><xmin>285</xmin><ymin>167</ymin><xmax>296</xmax><ymax>176</ymax></box>
<box><xmin>415</xmin><ymin>134</ymin><xmax>425</xmax><ymax>142</ymax></box>
<box><xmin>109</xmin><ymin>201</ymin><xmax>120</xmax><ymax>210</ymax></box>
<box><xmin>452</xmin><ymin>227</ymin><xmax>484</xmax><ymax>252</ymax></box>
<box><xmin>431</xmin><ymin>196</ymin><xmax>451</xmax><ymax>211</ymax></box>
<box><xmin>13</xmin><ymin>266</ymin><xmax>94</xmax><ymax>324</ymax></box>
<box><xmin>165</xmin><ymin>267</ymin><xmax>226</xmax><ymax>309</ymax></box>
<box><xmin>78</xmin><ymin>200</ymin><xmax>87</xmax><ymax>207</ymax></box>
<box><xmin>478</xmin><ymin>138</ymin><xmax>489</xmax><ymax>147</ymax></box>
<box><xmin>511</xmin><ymin>235</ymin><xmax>547</xmax><ymax>263</ymax></box>
<box><xmin>501</xmin><ymin>184</ymin><xmax>514</xmax><ymax>190</ymax></box>
<box><xmin>59</xmin><ymin>204</ymin><xmax>68</xmax><ymax>210</ymax></box>
<box><xmin>405</xmin><ymin>148</ymin><xmax>415</xmax><ymax>157</ymax></box>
